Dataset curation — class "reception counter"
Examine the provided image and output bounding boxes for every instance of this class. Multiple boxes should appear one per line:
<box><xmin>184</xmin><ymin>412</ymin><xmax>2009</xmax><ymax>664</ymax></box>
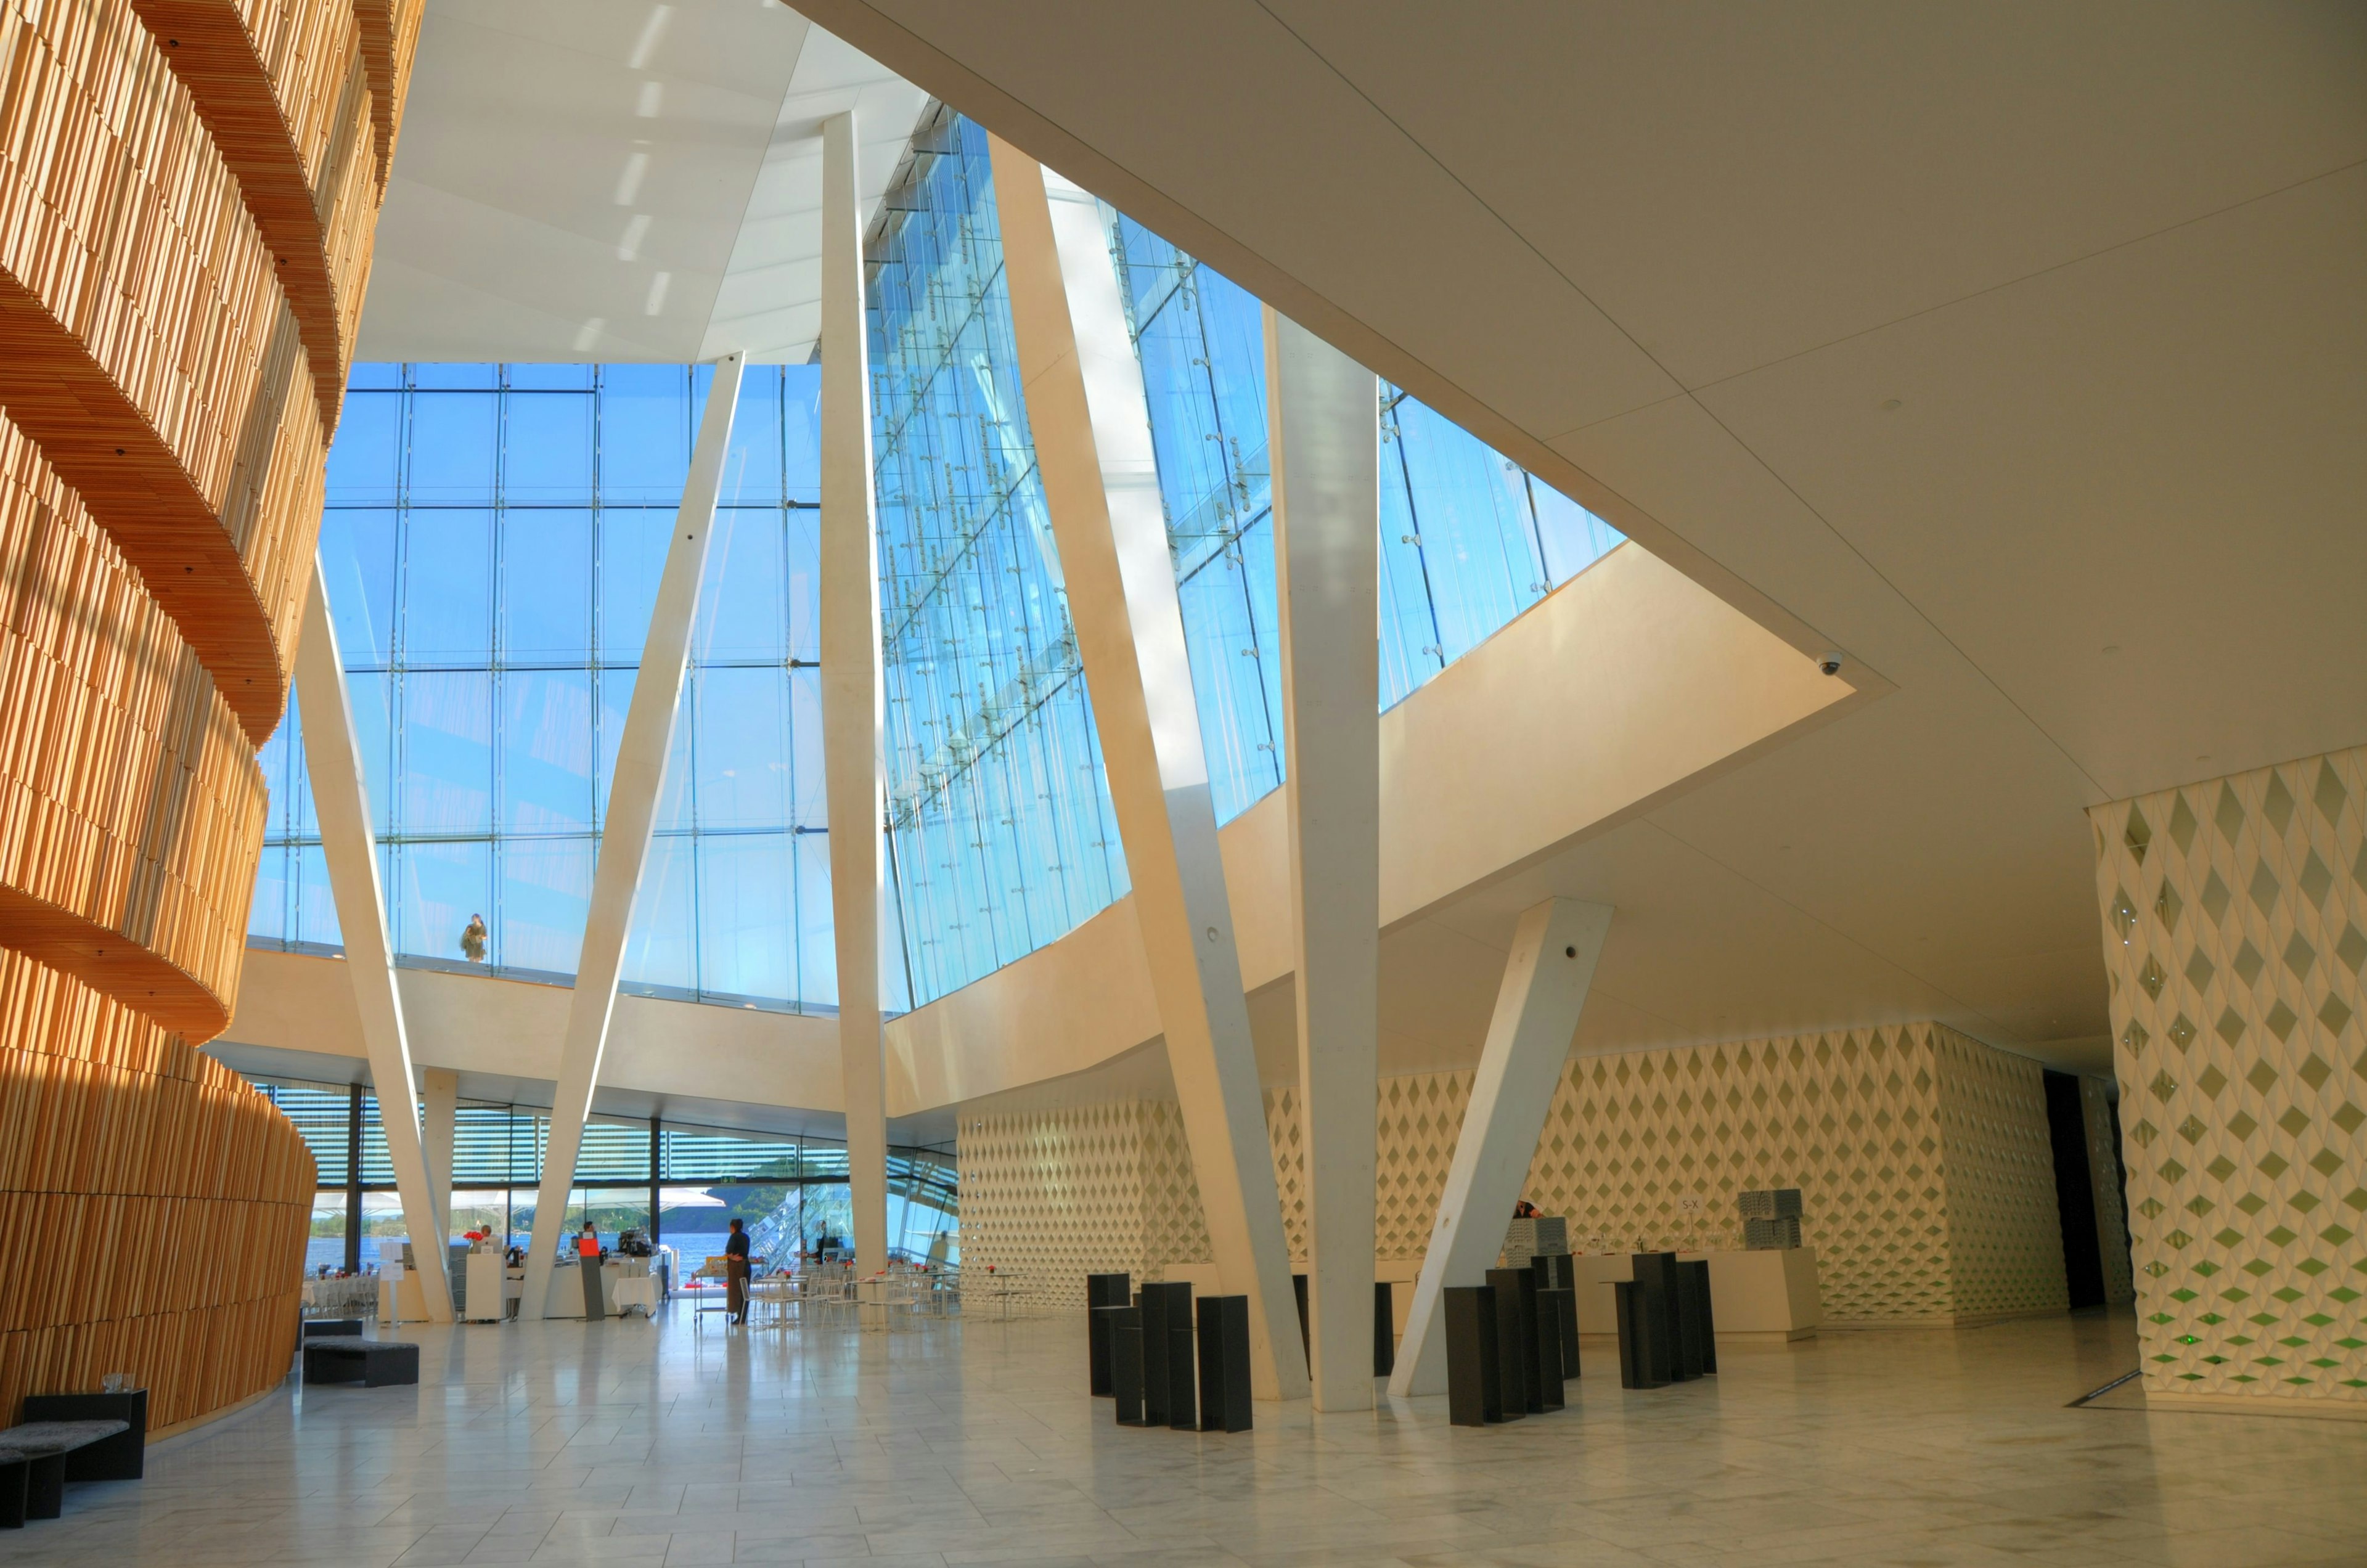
<box><xmin>1572</xmin><ymin>1248</ymin><xmax>1820</xmax><ymax>1341</ymax></box>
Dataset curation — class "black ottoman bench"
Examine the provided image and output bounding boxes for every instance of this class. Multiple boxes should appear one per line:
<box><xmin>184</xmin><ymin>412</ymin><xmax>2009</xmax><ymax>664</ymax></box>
<box><xmin>302</xmin><ymin>1337</ymin><xmax>419</xmax><ymax>1387</ymax></box>
<box><xmin>0</xmin><ymin>1420</ymin><xmax>131</xmax><ymax>1526</ymax></box>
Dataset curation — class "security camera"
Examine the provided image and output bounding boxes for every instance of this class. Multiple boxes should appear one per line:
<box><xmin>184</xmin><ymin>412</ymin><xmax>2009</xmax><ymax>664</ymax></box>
<box><xmin>1817</xmin><ymin>651</ymin><xmax>1846</xmax><ymax>677</ymax></box>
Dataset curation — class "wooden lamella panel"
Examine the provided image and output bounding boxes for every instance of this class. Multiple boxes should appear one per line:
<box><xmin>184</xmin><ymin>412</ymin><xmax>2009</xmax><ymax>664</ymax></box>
<box><xmin>0</xmin><ymin>0</ymin><xmax>329</xmax><ymax>740</ymax></box>
<box><xmin>351</xmin><ymin>0</ymin><xmax>423</xmax><ymax>194</ymax></box>
<box><xmin>0</xmin><ymin>412</ymin><xmax>264</xmax><ymax>1037</ymax></box>
<box><xmin>130</xmin><ymin>0</ymin><xmax>381</xmax><ymax>430</ymax></box>
<box><xmin>0</xmin><ymin>950</ymin><xmax>312</xmax><ymax>1433</ymax></box>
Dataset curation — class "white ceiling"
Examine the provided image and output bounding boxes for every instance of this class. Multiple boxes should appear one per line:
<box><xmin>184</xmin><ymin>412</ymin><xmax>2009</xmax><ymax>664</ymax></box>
<box><xmin>355</xmin><ymin>1</ymin><xmax>928</xmax><ymax>363</ymax></box>
<box><xmin>777</xmin><ymin>1</ymin><xmax>2367</xmax><ymax>1076</ymax></box>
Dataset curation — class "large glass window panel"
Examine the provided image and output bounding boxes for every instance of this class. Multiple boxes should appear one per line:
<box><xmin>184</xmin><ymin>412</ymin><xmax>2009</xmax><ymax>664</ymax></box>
<box><xmin>399</xmin><ymin>510</ymin><xmax>493</xmax><ymax>666</ymax></box>
<box><xmin>500</xmin><ymin>669</ymin><xmax>595</xmax><ymax>834</ymax></box>
<box><xmin>695</xmin><ymin>834</ymin><xmax>793</xmax><ymax>1002</ymax></box>
<box><xmin>293</xmin><ymin>364</ymin><xmax>836</xmax><ymax>1012</ymax></box>
<box><xmin>620</xmin><ymin>833</ymin><xmax>696</xmax><ymax>994</ymax></box>
<box><xmin>319</xmin><ymin>508</ymin><xmax>398</xmax><ymax>665</ymax></box>
<box><xmin>325</xmin><ymin>390</ymin><xmax>401</xmax><ymax>503</ymax></box>
<box><xmin>248</xmin><ymin>846</ymin><xmax>288</xmax><ymax>945</ymax></box>
<box><xmin>294</xmin><ymin>845</ymin><xmax>341</xmax><ymax>949</ymax></box>
<box><xmin>499</xmin><ymin>510</ymin><xmax>592</xmax><ymax>662</ymax></box>
<box><xmin>502</xmin><ymin>391</ymin><xmax>595</xmax><ymax>503</ymax></box>
<box><xmin>698</xmin><ymin>507</ymin><xmax>785</xmax><ymax>664</ymax></box>
<box><xmin>407</xmin><ymin>391</ymin><xmax>498</xmax><ymax>501</ymax></box>
<box><xmin>498</xmin><ymin>837</ymin><xmax>593</xmax><ymax>976</ymax></box>
<box><xmin>597</xmin><ymin>508</ymin><xmax>671</xmax><ymax>663</ymax></box>
<box><xmin>870</xmin><ymin>107</ymin><xmax>1129</xmax><ymax>1009</ymax></box>
<box><xmin>394</xmin><ymin>839</ymin><xmax>491</xmax><ymax>964</ymax></box>
<box><xmin>1107</xmin><ymin>206</ymin><xmax>1628</xmax><ymax>814</ymax></box>
<box><xmin>398</xmin><ymin>672</ymin><xmax>493</xmax><ymax>836</ymax></box>
<box><xmin>690</xmin><ymin>665</ymin><xmax>789</xmax><ymax>833</ymax></box>
<box><xmin>599</xmin><ymin>365</ymin><xmax>696</xmax><ymax>502</ymax></box>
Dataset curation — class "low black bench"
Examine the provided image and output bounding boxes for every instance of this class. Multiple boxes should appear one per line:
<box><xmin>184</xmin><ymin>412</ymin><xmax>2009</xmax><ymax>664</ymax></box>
<box><xmin>0</xmin><ymin>1421</ymin><xmax>131</xmax><ymax>1528</ymax></box>
<box><xmin>301</xmin><ymin>1337</ymin><xmax>419</xmax><ymax>1387</ymax></box>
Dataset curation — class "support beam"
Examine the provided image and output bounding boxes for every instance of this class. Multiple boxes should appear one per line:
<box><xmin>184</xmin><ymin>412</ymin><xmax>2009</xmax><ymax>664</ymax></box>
<box><xmin>422</xmin><ymin>1066</ymin><xmax>457</xmax><ymax>1247</ymax></box>
<box><xmin>1391</xmin><ymin>899</ymin><xmax>1611</xmax><ymax>1398</ymax></box>
<box><xmin>1266</xmin><ymin>306</ymin><xmax>1380</xmax><ymax>1411</ymax></box>
<box><xmin>297</xmin><ymin>555</ymin><xmax>452</xmax><ymax>1321</ymax></box>
<box><xmin>991</xmin><ymin>136</ymin><xmax>1309</xmax><ymax>1400</ymax></box>
<box><xmin>819</xmin><ymin>109</ymin><xmax>890</xmax><ymax>1277</ymax></box>
<box><xmin>523</xmin><ymin>353</ymin><xmax>744</xmax><ymax>1315</ymax></box>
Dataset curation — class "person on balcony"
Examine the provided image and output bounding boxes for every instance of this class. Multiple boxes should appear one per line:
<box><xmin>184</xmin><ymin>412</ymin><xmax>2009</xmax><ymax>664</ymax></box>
<box><xmin>460</xmin><ymin>913</ymin><xmax>488</xmax><ymax>962</ymax></box>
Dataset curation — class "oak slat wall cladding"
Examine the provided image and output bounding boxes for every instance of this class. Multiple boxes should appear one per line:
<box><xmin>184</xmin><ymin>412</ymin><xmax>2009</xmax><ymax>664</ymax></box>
<box><xmin>128</xmin><ymin>0</ymin><xmax>378</xmax><ymax>428</ymax></box>
<box><xmin>0</xmin><ymin>410</ymin><xmax>263</xmax><ymax>1035</ymax></box>
<box><xmin>0</xmin><ymin>0</ymin><xmax>419</xmax><ymax>1435</ymax></box>
<box><xmin>0</xmin><ymin>950</ymin><xmax>313</xmax><ymax>1432</ymax></box>
<box><xmin>0</xmin><ymin>0</ymin><xmax>324</xmax><ymax>737</ymax></box>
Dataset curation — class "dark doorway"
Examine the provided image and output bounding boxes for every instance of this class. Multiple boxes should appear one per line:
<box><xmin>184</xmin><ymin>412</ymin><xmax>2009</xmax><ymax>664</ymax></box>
<box><xmin>2043</xmin><ymin>1070</ymin><xmax>2107</xmax><ymax>1310</ymax></box>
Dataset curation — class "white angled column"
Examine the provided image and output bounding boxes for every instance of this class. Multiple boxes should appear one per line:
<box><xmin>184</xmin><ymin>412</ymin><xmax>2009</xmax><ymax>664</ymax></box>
<box><xmin>991</xmin><ymin>135</ymin><xmax>1309</xmax><ymax>1400</ymax></box>
<box><xmin>1265</xmin><ymin>306</ymin><xmax>1380</xmax><ymax>1411</ymax></box>
<box><xmin>422</xmin><ymin>1066</ymin><xmax>458</xmax><ymax>1246</ymax></box>
<box><xmin>524</xmin><ymin>352</ymin><xmax>744</xmax><ymax>1315</ymax></box>
<box><xmin>818</xmin><ymin>109</ymin><xmax>891</xmax><ymax>1278</ymax></box>
<box><xmin>296</xmin><ymin>557</ymin><xmax>452</xmax><ymax>1322</ymax></box>
<box><xmin>1391</xmin><ymin>899</ymin><xmax>1611</xmax><ymax>1397</ymax></box>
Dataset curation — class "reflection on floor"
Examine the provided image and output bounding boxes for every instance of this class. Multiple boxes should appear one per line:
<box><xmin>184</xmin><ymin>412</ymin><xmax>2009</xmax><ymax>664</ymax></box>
<box><xmin>6</xmin><ymin>1304</ymin><xmax>2361</xmax><ymax>1567</ymax></box>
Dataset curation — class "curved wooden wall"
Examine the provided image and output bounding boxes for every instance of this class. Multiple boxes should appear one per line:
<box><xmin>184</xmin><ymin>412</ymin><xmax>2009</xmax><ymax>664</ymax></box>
<box><xmin>0</xmin><ymin>412</ymin><xmax>263</xmax><ymax>1037</ymax></box>
<box><xmin>0</xmin><ymin>950</ymin><xmax>313</xmax><ymax>1434</ymax></box>
<box><xmin>0</xmin><ymin>0</ymin><xmax>419</xmax><ymax>1435</ymax></box>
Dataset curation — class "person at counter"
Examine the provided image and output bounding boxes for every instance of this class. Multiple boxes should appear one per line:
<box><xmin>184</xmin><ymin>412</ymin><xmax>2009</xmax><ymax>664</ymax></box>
<box><xmin>725</xmin><ymin>1219</ymin><xmax>750</xmax><ymax>1325</ymax></box>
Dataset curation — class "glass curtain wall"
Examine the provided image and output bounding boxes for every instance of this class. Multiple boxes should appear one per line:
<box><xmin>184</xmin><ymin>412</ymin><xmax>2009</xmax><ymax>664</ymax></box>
<box><xmin>258</xmin><ymin>364</ymin><xmax>833</xmax><ymax>1012</ymax></box>
<box><xmin>1107</xmin><ymin>214</ymin><xmax>1627</xmax><ymax>822</ymax></box>
<box><xmin>250</xmin><ymin>1082</ymin><xmax>957</xmax><ymax>1265</ymax></box>
<box><xmin>869</xmin><ymin>106</ymin><xmax>1128</xmax><ymax>1009</ymax></box>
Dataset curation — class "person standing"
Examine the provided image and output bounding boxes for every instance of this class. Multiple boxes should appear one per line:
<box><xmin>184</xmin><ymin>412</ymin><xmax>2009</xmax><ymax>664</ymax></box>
<box><xmin>724</xmin><ymin>1218</ymin><xmax>751</xmax><ymax>1325</ymax></box>
<box><xmin>460</xmin><ymin>913</ymin><xmax>488</xmax><ymax>962</ymax></box>
<box><xmin>576</xmin><ymin>1223</ymin><xmax>605</xmax><ymax>1321</ymax></box>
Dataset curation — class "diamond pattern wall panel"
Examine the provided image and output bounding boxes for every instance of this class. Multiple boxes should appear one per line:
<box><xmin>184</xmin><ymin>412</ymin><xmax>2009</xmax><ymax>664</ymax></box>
<box><xmin>956</xmin><ymin>1101</ymin><xmax>1207</xmax><ymax>1312</ymax></box>
<box><xmin>2091</xmin><ymin>745</ymin><xmax>2367</xmax><ymax>1403</ymax></box>
<box><xmin>969</xmin><ymin>1027</ymin><xmax>2072</xmax><ymax>1326</ymax></box>
<box><xmin>1932</xmin><ymin>1029</ymin><xmax>2072</xmax><ymax>1318</ymax></box>
<box><xmin>1301</xmin><ymin>1026</ymin><xmax>2062</xmax><ymax>1321</ymax></box>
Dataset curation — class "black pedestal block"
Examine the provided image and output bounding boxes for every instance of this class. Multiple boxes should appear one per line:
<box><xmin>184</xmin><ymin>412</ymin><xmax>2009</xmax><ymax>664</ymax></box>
<box><xmin>1196</xmin><ymin>1295</ymin><xmax>1253</xmax><ymax>1432</ymax></box>
<box><xmin>1442</xmin><ymin>1284</ymin><xmax>1502</xmax><ymax>1426</ymax></box>
<box><xmin>1486</xmin><ymin>1267</ymin><xmax>1541</xmax><ymax>1415</ymax></box>
<box><xmin>1136</xmin><ymin>1281</ymin><xmax>1195</xmax><ymax>1431</ymax></box>
<box><xmin>1373</xmin><ymin>1281</ymin><xmax>1395</xmax><ymax>1377</ymax></box>
<box><xmin>1630</xmin><ymin>1252</ymin><xmax>1695</xmax><ymax>1382</ymax></box>
<box><xmin>1537</xmin><ymin>1287</ymin><xmax>1579</xmax><ymax>1379</ymax></box>
<box><xmin>1683</xmin><ymin>1259</ymin><xmax>1717</xmax><ymax>1373</ymax></box>
<box><xmin>1110</xmin><ymin>1309</ymin><xmax>1147</xmax><ymax>1426</ymax></box>
<box><xmin>1614</xmin><ymin>1280</ymin><xmax>1670</xmax><ymax>1389</ymax></box>
<box><xmin>1140</xmin><ymin>1283</ymin><xmax>1188</xmax><ymax>1427</ymax></box>
<box><xmin>1086</xmin><ymin>1274</ymin><xmax>1131</xmax><ymax>1396</ymax></box>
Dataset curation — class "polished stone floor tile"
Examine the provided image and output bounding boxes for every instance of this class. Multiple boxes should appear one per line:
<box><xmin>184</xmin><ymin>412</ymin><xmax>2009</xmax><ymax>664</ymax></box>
<box><xmin>2</xmin><ymin>1306</ymin><xmax>2359</xmax><ymax>1566</ymax></box>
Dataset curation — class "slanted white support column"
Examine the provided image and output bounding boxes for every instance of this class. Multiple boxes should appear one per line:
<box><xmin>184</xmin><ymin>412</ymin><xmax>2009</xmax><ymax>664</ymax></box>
<box><xmin>1391</xmin><ymin>899</ymin><xmax>1612</xmax><ymax>1397</ymax></box>
<box><xmin>422</xmin><ymin>1067</ymin><xmax>457</xmax><ymax>1246</ymax></box>
<box><xmin>1265</xmin><ymin>306</ymin><xmax>1380</xmax><ymax>1411</ymax></box>
<box><xmin>523</xmin><ymin>353</ymin><xmax>744</xmax><ymax>1315</ymax></box>
<box><xmin>991</xmin><ymin>135</ymin><xmax>1309</xmax><ymax>1400</ymax></box>
<box><xmin>296</xmin><ymin>557</ymin><xmax>452</xmax><ymax>1321</ymax></box>
<box><xmin>818</xmin><ymin>110</ymin><xmax>890</xmax><ymax>1277</ymax></box>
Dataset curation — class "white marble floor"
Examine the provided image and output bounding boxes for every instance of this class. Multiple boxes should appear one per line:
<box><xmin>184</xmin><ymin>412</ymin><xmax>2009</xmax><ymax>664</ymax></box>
<box><xmin>7</xmin><ymin>1305</ymin><xmax>2361</xmax><ymax>1567</ymax></box>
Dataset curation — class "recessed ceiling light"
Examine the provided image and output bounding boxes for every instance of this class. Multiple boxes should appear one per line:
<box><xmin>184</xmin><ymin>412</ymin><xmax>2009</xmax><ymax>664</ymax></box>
<box><xmin>2101</xmin><ymin>645</ymin><xmax>2121</xmax><ymax>655</ymax></box>
<box><xmin>1879</xmin><ymin>398</ymin><xmax>1902</xmax><ymax>411</ymax></box>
